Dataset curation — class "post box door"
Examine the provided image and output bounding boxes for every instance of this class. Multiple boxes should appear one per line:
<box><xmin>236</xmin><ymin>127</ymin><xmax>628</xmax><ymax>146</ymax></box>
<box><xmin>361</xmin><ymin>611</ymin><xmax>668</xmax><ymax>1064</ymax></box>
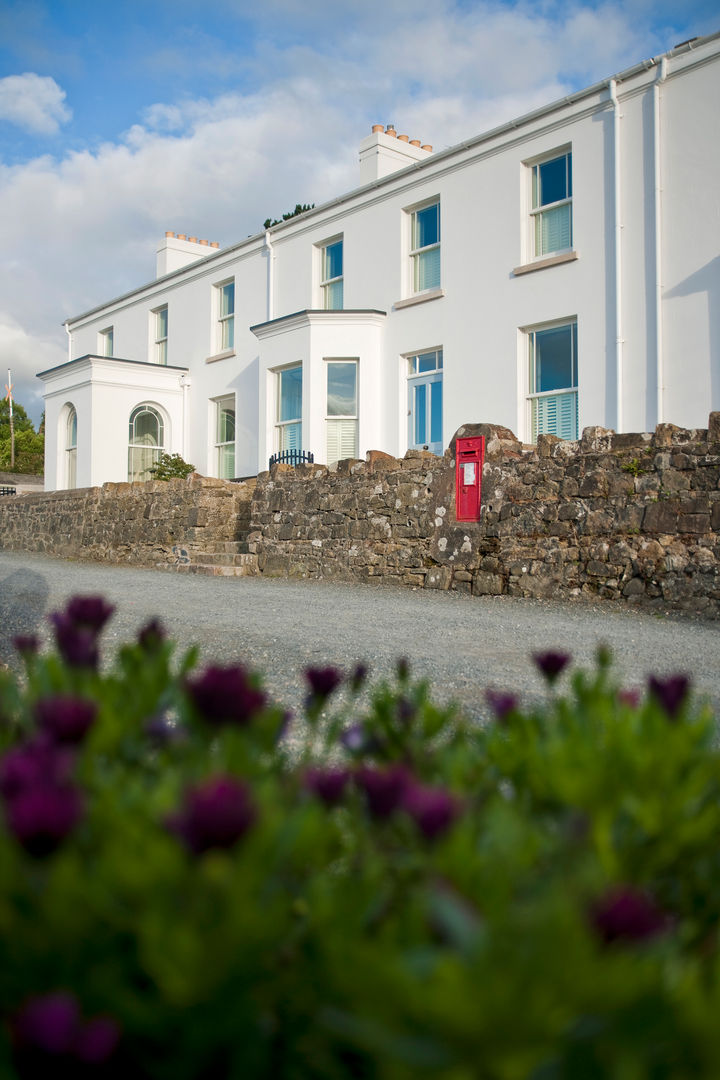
<box><xmin>456</xmin><ymin>436</ymin><xmax>485</xmax><ymax>522</ymax></box>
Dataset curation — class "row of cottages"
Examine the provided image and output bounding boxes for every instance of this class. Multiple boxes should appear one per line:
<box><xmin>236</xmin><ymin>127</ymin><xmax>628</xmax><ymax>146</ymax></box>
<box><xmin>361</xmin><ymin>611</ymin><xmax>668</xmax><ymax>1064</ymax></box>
<box><xmin>40</xmin><ymin>32</ymin><xmax>720</xmax><ymax>491</ymax></box>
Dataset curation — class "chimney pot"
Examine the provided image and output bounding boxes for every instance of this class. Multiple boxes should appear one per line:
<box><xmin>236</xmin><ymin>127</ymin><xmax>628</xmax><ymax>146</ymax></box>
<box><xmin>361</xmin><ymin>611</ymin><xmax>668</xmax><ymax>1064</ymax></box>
<box><xmin>385</xmin><ymin>125</ymin><xmax>396</xmax><ymax>137</ymax></box>
<box><xmin>372</xmin><ymin>124</ymin><xmax>384</xmax><ymax>133</ymax></box>
<box><xmin>199</xmin><ymin>238</ymin><xmax>208</xmax><ymax>245</ymax></box>
<box><xmin>177</xmin><ymin>233</ymin><xmax>187</xmax><ymax>240</ymax></box>
<box><xmin>409</xmin><ymin>139</ymin><xmax>421</xmax><ymax>147</ymax></box>
<box><xmin>422</xmin><ymin>145</ymin><xmax>432</xmax><ymax>153</ymax></box>
<box><xmin>188</xmin><ymin>236</ymin><xmax>198</xmax><ymax>243</ymax></box>
<box><xmin>210</xmin><ymin>241</ymin><xmax>220</xmax><ymax>248</ymax></box>
<box><xmin>398</xmin><ymin>134</ymin><xmax>409</xmax><ymax>142</ymax></box>
<box><xmin>165</xmin><ymin>230</ymin><xmax>175</xmax><ymax>237</ymax></box>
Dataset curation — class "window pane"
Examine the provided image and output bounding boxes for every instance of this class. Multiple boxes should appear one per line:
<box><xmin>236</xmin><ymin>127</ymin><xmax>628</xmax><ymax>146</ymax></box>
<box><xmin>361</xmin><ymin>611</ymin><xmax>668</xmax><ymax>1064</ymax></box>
<box><xmin>67</xmin><ymin>409</ymin><xmax>77</xmax><ymax>447</ymax></box>
<box><xmin>414</xmin><ymin>383</ymin><xmax>427</xmax><ymax>444</ymax></box>
<box><xmin>327</xmin><ymin>418</ymin><xmax>358</xmax><ymax>464</ymax></box>
<box><xmin>430</xmin><ymin>380</ymin><xmax>442</xmax><ymax>445</ymax></box>
<box><xmin>156</xmin><ymin>308</ymin><xmax>167</xmax><ymax>339</ymax></box>
<box><xmin>324</xmin><ymin>279</ymin><xmax>343</xmax><ymax>310</ymax></box>
<box><xmin>220</xmin><ymin>283</ymin><xmax>234</xmax><ymax>317</ymax></box>
<box><xmin>537</xmin><ymin>203</ymin><xmax>571</xmax><ymax>255</ymax></box>
<box><xmin>414</xmin><ymin>204</ymin><xmax>439</xmax><ymax>249</ymax></box>
<box><xmin>536</xmin><ymin>155</ymin><xmax>568</xmax><ymax>207</ymax></box>
<box><xmin>533</xmin><ymin>324</ymin><xmax>575</xmax><ymax>393</ymax></box>
<box><xmin>415</xmin><ymin>246</ymin><xmax>440</xmax><ymax>291</ymax></box>
<box><xmin>417</xmin><ymin>351</ymin><xmax>438</xmax><ymax>373</ymax></box>
<box><xmin>327</xmin><ymin>363</ymin><xmax>356</xmax><ymax>416</ymax></box>
<box><xmin>217</xmin><ymin>404</ymin><xmax>235</xmax><ymax>443</ymax></box>
<box><xmin>218</xmin><ymin>443</ymin><xmax>235</xmax><ymax>480</ymax></box>
<box><xmin>280</xmin><ymin>421</ymin><xmax>302</xmax><ymax>452</ymax></box>
<box><xmin>222</xmin><ymin>317</ymin><xmax>234</xmax><ymax>350</ymax></box>
<box><xmin>279</xmin><ymin>367</ymin><xmax>302</xmax><ymax>422</ymax></box>
<box><xmin>323</xmin><ymin>241</ymin><xmax>343</xmax><ymax>281</ymax></box>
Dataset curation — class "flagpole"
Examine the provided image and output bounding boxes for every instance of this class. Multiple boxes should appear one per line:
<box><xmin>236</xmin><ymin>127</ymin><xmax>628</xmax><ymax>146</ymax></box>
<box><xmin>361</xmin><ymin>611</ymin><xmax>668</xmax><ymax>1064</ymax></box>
<box><xmin>6</xmin><ymin>370</ymin><xmax>14</xmax><ymax>469</ymax></box>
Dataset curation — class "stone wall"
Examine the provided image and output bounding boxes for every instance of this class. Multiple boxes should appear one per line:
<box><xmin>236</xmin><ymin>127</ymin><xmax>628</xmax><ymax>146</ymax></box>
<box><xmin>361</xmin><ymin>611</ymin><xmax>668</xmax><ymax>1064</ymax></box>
<box><xmin>0</xmin><ymin>476</ymin><xmax>253</xmax><ymax>567</ymax></box>
<box><xmin>249</xmin><ymin>415</ymin><xmax>720</xmax><ymax>616</ymax></box>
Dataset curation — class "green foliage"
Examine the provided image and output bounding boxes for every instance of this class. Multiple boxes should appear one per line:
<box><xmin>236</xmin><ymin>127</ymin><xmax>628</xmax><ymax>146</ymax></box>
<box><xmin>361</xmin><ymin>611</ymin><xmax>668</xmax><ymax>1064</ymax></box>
<box><xmin>263</xmin><ymin>203</ymin><xmax>315</xmax><ymax>229</ymax></box>
<box><xmin>148</xmin><ymin>453</ymin><xmax>196</xmax><ymax>480</ymax></box>
<box><xmin>1</xmin><ymin>607</ymin><xmax>720</xmax><ymax>1077</ymax></box>
<box><xmin>621</xmin><ymin>457</ymin><xmax>646</xmax><ymax>477</ymax></box>
<box><xmin>0</xmin><ymin>398</ymin><xmax>44</xmax><ymax>474</ymax></box>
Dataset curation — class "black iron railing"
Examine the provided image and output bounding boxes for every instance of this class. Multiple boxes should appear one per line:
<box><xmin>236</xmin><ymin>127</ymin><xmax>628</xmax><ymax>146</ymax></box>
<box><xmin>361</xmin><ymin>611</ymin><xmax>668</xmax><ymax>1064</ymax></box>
<box><xmin>0</xmin><ymin>486</ymin><xmax>17</xmax><ymax>496</ymax></box>
<box><xmin>268</xmin><ymin>450</ymin><xmax>315</xmax><ymax>469</ymax></box>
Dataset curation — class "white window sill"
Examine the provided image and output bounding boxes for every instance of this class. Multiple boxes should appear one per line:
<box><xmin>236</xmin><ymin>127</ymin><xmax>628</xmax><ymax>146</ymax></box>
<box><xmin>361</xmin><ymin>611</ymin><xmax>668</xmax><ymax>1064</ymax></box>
<box><xmin>205</xmin><ymin>349</ymin><xmax>235</xmax><ymax>364</ymax></box>
<box><xmin>512</xmin><ymin>250</ymin><xmax>578</xmax><ymax>276</ymax></box>
<box><xmin>393</xmin><ymin>287</ymin><xmax>445</xmax><ymax>311</ymax></box>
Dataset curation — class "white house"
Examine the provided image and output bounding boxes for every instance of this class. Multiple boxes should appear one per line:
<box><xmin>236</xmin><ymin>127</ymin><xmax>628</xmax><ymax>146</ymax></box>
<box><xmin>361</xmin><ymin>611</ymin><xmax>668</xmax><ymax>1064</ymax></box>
<box><xmin>40</xmin><ymin>32</ymin><xmax>720</xmax><ymax>491</ymax></box>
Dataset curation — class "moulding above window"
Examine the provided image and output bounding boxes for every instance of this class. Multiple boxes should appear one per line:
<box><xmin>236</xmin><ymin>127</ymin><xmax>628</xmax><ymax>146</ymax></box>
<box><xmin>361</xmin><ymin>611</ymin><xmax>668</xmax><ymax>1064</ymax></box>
<box><xmin>512</xmin><ymin>250</ymin><xmax>578</xmax><ymax>276</ymax></box>
<box><xmin>393</xmin><ymin>287</ymin><xmax>445</xmax><ymax>311</ymax></box>
<box><xmin>205</xmin><ymin>349</ymin><xmax>235</xmax><ymax>364</ymax></box>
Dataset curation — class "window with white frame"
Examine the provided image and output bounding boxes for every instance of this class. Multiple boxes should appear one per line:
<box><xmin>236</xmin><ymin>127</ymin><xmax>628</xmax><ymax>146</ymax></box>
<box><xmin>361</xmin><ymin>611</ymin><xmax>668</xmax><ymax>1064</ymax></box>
<box><xmin>217</xmin><ymin>281</ymin><xmax>235</xmax><ymax>351</ymax></box>
<box><xmin>326</xmin><ymin>360</ymin><xmax>357</xmax><ymax>464</ymax></box>
<box><xmin>128</xmin><ymin>404</ymin><xmax>165</xmax><ymax>481</ymax></box>
<box><xmin>320</xmin><ymin>239</ymin><xmax>343</xmax><ymax>310</ymax></box>
<box><xmin>530</xmin><ymin>150</ymin><xmax>572</xmax><ymax>258</ymax></box>
<box><xmin>65</xmin><ymin>405</ymin><xmax>77</xmax><ymax>489</ymax></box>
<box><xmin>276</xmin><ymin>365</ymin><xmax>302</xmax><ymax>453</ymax></box>
<box><xmin>153</xmin><ymin>306</ymin><xmax>168</xmax><ymax>365</ymax></box>
<box><xmin>527</xmin><ymin>320</ymin><xmax>578</xmax><ymax>441</ymax></box>
<box><xmin>407</xmin><ymin>349</ymin><xmax>443</xmax><ymax>455</ymax></box>
<box><xmin>99</xmin><ymin>327</ymin><xmax>114</xmax><ymax>357</ymax></box>
<box><xmin>215</xmin><ymin>396</ymin><xmax>236</xmax><ymax>479</ymax></box>
<box><xmin>410</xmin><ymin>200</ymin><xmax>440</xmax><ymax>293</ymax></box>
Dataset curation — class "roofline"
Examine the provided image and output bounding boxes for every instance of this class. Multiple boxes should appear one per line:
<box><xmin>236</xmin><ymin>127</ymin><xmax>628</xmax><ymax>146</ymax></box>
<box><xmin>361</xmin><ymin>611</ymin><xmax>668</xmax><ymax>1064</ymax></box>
<box><xmin>64</xmin><ymin>30</ymin><xmax>719</xmax><ymax>328</ymax></box>
<box><xmin>37</xmin><ymin>354</ymin><xmax>190</xmax><ymax>379</ymax></box>
<box><xmin>250</xmin><ymin>308</ymin><xmax>387</xmax><ymax>333</ymax></box>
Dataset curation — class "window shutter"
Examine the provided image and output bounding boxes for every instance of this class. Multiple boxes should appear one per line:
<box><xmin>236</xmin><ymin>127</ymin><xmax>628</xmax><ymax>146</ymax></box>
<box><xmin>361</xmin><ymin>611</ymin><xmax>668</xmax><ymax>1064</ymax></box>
<box><xmin>327</xmin><ymin>419</ymin><xmax>358</xmax><ymax>464</ymax></box>
<box><xmin>532</xmin><ymin>392</ymin><xmax>578</xmax><ymax>441</ymax></box>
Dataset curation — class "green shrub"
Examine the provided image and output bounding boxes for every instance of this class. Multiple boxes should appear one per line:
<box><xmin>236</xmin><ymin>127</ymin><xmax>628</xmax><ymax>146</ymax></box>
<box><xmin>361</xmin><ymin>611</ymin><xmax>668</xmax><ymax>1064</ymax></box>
<box><xmin>148</xmin><ymin>453</ymin><xmax>196</xmax><ymax>480</ymax></box>
<box><xmin>1</xmin><ymin>604</ymin><xmax>719</xmax><ymax>1077</ymax></box>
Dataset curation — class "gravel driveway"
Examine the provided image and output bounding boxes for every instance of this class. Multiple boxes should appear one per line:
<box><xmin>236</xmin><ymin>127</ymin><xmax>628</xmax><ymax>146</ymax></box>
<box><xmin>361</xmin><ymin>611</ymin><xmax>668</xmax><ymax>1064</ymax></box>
<box><xmin>1</xmin><ymin>550</ymin><xmax>718</xmax><ymax>722</ymax></box>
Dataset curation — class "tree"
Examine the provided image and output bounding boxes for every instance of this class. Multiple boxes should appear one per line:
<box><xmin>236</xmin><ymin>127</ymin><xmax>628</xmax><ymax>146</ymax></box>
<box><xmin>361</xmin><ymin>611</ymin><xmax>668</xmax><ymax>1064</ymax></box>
<box><xmin>263</xmin><ymin>203</ymin><xmax>315</xmax><ymax>230</ymax></box>
<box><xmin>0</xmin><ymin>398</ymin><xmax>44</xmax><ymax>475</ymax></box>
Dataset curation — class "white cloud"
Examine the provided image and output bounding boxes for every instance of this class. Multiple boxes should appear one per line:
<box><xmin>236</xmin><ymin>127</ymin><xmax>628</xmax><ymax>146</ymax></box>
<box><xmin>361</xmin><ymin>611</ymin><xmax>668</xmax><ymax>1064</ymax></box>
<box><xmin>0</xmin><ymin>73</ymin><xmax>72</xmax><ymax>135</ymax></box>
<box><xmin>0</xmin><ymin>314</ymin><xmax>65</xmax><ymax>423</ymax></box>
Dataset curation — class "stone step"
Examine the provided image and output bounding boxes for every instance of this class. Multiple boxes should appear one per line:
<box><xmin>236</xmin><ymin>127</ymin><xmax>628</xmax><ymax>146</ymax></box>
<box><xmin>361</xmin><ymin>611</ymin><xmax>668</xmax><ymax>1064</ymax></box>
<box><xmin>194</xmin><ymin>540</ymin><xmax>253</xmax><ymax>554</ymax></box>
<box><xmin>174</xmin><ymin>555</ymin><xmax>259</xmax><ymax>577</ymax></box>
<box><xmin>189</xmin><ymin>551</ymin><xmax>256</xmax><ymax>567</ymax></box>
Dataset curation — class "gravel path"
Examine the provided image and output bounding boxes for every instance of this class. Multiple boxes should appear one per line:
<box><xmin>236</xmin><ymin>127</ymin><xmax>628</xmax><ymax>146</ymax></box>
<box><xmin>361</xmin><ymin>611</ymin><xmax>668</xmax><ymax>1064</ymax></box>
<box><xmin>1</xmin><ymin>550</ymin><xmax>718</xmax><ymax>721</ymax></box>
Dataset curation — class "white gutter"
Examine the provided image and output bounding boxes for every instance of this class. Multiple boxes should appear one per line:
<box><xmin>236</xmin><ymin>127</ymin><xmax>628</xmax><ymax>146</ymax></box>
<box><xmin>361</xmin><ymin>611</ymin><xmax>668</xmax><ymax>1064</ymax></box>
<box><xmin>179</xmin><ymin>374</ymin><xmax>191</xmax><ymax>460</ymax></box>
<box><xmin>65</xmin><ymin>322</ymin><xmax>72</xmax><ymax>361</ymax></box>
<box><xmin>609</xmin><ymin>79</ymin><xmax>623</xmax><ymax>431</ymax></box>
<box><xmin>653</xmin><ymin>56</ymin><xmax>668</xmax><ymax>425</ymax></box>
<box><xmin>263</xmin><ymin>231</ymin><xmax>274</xmax><ymax>322</ymax></box>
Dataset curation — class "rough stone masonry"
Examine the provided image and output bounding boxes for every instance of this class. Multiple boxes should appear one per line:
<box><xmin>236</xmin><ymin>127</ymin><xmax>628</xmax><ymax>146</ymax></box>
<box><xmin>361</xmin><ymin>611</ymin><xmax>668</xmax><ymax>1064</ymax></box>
<box><xmin>0</xmin><ymin>416</ymin><xmax>718</xmax><ymax>617</ymax></box>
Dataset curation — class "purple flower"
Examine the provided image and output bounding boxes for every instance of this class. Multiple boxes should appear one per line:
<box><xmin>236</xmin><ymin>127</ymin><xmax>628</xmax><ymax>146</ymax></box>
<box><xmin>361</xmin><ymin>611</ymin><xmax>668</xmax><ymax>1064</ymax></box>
<box><xmin>648</xmin><ymin>674</ymin><xmax>691</xmax><ymax>719</ymax></box>
<box><xmin>591</xmin><ymin>886</ymin><xmax>669</xmax><ymax>945</ymax></box>
<box><xmin>396</xmin><ymin>657</ymin><xmax>410</xmax><ymax>681</ymax></box>
<box><xmin>533</xmin><ymin>650</ymin><xmax>571</xmax><ymax>684</ymax></box>
<box><xmin>186</xmin><ymin>665</ymin><xmax>266</xmax><ymax>726</ymax></box>
<box><xmin>340</xmin><ymin>723</ymin><xmax>382</xmax><ymax>757</ymax></box>
<box><xmin>305</xmin><ymin>666</ymin><xmax>344</xmax><ymax>702</ymax></box>
<box><xmin>305</xmin><ymin>767</ymin><xmax>351</xmax><ymax>807</ymax></box>
<box><xmin>618</xmin><ymin>688</ymin><xmax>641</xmax><ymax>708</ymax></box>
<box><xmin>48</xmin><ymin>613</ymin><xmax>98</xmax><ymax>669</ymax></box>
<box><xmin>355</xmin><ymin>764</ymin><xmax>411</xmax><ymax>819</ymax></box>
<box><xmin>485</xmin><ymin>688</ymin><xmax>519</xmax><ymax>723</ymax></box>
<box><xmin>65</xmin><ymin>595</ymin><xmax>115</xmax><ymax>633</ymax></box>
<box><xmin>0</xmin><ymin>739</ymin><xmax>74</xmax><ymax>799</ymax></box>
<box><xmin>350</xmin><ymin>663</ymin><xmax>369</xmax><ymax>693</ymax></box>
<box><xmin>5</xmin><ymin>783</ymin><xmax>83</xmax><ymax>857</ymax></box>
<box><xmin>403</xmin><ymin>783</ymin><xmax>459</xmax><ymax>840</ymax></box>
<box><xmin>35</xmin><ymin>697</ymin><xmax>97</xmax><ymax>745</ymax></box>
<box><xmin>13</xmin><ymin>634</ymin><xmax>40</xmax><ymax>657</ymax></box>
<box><xmin>138</xmin><ymin>617</ymin><xmax>166</xmax><ymax>653</ymax></box>
<box><xmin>396</xmin><ymin>697</ymin><xmax>416</xmax><ymax>725</ymax></box>
<box><xmin>167</xmin><ymin>775</ymin><xmax>256</xmax><ymax>855</ymax></box>
<box><xmin>144</xmin><ymin>712</ymin><xmax>186</xmax><ymax>746</ymax></box>
<box><xmin>14</xmin><ymin>992</ymin><xmax>80</xmax><ymax>1055</ymax></box>
<box><xmin>74</xmin><ymin>1016</ymin><xmax>121</xmax><ymax>1064</ymax></box>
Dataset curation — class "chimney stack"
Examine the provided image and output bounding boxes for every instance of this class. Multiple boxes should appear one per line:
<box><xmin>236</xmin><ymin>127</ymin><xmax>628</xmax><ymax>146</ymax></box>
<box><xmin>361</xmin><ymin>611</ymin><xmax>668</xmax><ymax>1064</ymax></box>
<box><xmin>156</xmin><ymin>232</ymin><xmax>220</xmax><ymax>277</ymax></box>
<box><xmin>358</xmin><ymin>124</ymin><xmax>433</xmax><ymax>184</ymax></box>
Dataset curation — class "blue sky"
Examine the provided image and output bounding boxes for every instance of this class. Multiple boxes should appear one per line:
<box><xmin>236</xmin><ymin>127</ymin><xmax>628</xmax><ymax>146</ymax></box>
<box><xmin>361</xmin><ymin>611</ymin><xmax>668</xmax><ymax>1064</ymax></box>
<box><xmin>0</xmin><ymin>0</ymin><xmax>717</xmax><ymax>422</ymax></box>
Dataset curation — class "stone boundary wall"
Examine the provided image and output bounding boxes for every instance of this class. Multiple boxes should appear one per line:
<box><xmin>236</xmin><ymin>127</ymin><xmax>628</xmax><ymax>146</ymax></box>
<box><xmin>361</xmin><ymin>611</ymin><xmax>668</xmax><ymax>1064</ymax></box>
<box><xmin>0</xmin><ymin>476</ymin><xmax>253</xmax><ymax>567</ymax></box>
<box><xmin>249</xmin><ymin>415</ymin><xmax>720</xmax><ymax>616</ymax></box>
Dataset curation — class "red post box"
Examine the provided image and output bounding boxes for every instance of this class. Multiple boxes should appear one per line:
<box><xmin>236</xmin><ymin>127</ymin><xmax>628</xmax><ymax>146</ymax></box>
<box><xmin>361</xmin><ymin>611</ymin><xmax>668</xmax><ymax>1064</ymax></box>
<box><xmin>455</xmin><ymin>436</ymin><xmax>485</xmax><ymax>522</ymax></box>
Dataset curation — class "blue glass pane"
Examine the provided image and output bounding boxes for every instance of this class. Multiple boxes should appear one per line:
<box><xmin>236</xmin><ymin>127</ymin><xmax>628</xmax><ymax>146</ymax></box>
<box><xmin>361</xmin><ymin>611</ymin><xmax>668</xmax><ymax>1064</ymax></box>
<box><xmin>324</xmin><ymin>241</ymin><xmax>343</xmax><ymax>281</ymax></box>
<box><xmin>414</xmin><ymin>384</ymin><xmax>427</xmax><ymax>444</ymax></box>
<box><xmin>279</xmin><ymin>366</ymin><xmax>302</xmax><ymax>422</ymax></box>
<box><xmin>414</xmin><ymin>203</ymin><xmax>439</xmax><ymax>249</ymax></box>
<box><xmin>156</xmin><ymin>308</ymin><xmax>167</xmax><ymax>338</ymax></box>
<box><xmin>417</xmin><ymin>351</ymin><xmax>437</xmax><ymax>373</ymax></box>
<box><xmin>416</xmin><ymin>247</ymin><xmax>440</xmax><ymax>290</ymax></box>
<box><xmin>221</xmin><ymin>283</ymin><xmax>234</xmax><ymax>317</ymax></box>
<box><xmin>537</xmin><ymin>155</ymin><xmax>568</xmax><ymax>207</ymax></box>
<box><xmin>324</xmin><ymin>279</ymin><xmax>343</xmax><ymax>310</ymax></box>
<box><xmin>534</xmin><ymin>325</ymin><xmax>574</xmax><ymax>392</ymax></box>
<box><xmin>430</xmin><ymin>380</ymin><xmax>442</xmax><ymax>445</ymax></box>
<box><xmin>327</xmin><ymin>363</ymin><xmax>356</xmax><ymax>416</ymax></box>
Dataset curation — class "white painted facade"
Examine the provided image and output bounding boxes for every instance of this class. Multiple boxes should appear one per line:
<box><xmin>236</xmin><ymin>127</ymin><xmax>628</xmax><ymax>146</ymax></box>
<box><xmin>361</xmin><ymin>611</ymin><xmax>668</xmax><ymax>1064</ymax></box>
<box><xmin>40</xmin><ymin>33</ymin><xmax>720</xmax><ymax>490</ymax></box>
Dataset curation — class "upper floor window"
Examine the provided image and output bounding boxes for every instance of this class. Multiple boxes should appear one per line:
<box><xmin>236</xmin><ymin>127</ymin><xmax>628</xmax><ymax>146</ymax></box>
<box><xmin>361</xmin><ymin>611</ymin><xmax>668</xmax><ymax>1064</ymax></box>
<box><xmin>530</xmin><ymin>151</ymin><xmax>572</xmax><ymax>258</ymax></box>
<box><xmin>321</xmin><ymin>239</ymin><xmax>343</xmax><ymax>310</ymax></box>
<box><xmin>99</xmin><ymin>327</ymin><xmax>113</xmax><ymax>357</ymax></box>
<box><xmin>153</xmin><ymin>306</ymin><xmax>168</xmax><ymax>365</ymax></box>
<box><xmin>410</xmin><ymin>200</ymin><xmax>440</xmax><ymax>292</ymax></box>
<box><xmin>215</xmin><ymin>395</ymin><xmax>236</xmax><ymax>479</ymax></box>
<box><xmin>326</xmin><ymin>360</ymin><xmax>357</xmax><ymax>464</ymax></box>
<box><xmin>128</xmin><ymin>404</ymin><xmax>165</xmax><ymax>481</ymax></box>
<box><xmin>217</xmin><ymin>281</ymin><xmax>235</xmax><ymax>351</ymax></box>
<box><xmin>527</xmin><ymin>320</ymin><xmax>578</xmax><ymax>442</ymax></box>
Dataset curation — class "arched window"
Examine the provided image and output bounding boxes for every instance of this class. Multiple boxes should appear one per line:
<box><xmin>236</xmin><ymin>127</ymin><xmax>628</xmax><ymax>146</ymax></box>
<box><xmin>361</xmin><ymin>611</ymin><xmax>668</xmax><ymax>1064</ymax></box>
<box><xmin>128</xmin><ymin>404</ymin><xmax>165</xmax><ymax>482</ymax></box>
<box><xmin>65</xmin><ymin>406</ymin><xmax>77</xmax><ymax>489</ymax></box>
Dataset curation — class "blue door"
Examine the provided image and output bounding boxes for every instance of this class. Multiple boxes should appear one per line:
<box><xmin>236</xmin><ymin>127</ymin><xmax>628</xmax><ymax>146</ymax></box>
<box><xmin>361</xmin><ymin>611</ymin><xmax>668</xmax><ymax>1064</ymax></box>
<box><xmin>408</xmin><ymin>371</ymin><xmax>443</xmax><ymax>455</ymax></box>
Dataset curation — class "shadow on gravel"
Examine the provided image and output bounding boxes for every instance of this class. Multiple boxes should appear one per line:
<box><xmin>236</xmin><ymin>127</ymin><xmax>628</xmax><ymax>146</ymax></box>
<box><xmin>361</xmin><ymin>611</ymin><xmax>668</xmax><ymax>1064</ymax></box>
<box><xmin>0</xmin><ymin>569</ymin><xmax>49</xmax><ymax>666</ymax></box>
